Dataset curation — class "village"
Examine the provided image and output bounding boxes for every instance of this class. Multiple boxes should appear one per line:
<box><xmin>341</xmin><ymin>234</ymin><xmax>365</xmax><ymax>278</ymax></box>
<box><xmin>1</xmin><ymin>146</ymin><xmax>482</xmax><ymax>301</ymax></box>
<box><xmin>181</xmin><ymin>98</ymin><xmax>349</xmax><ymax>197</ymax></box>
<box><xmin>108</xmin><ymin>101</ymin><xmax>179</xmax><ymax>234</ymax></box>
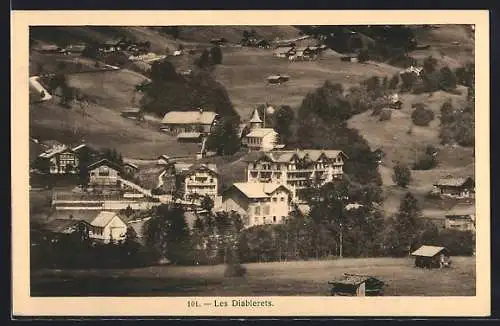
<box><xmin>28</xmin><ymin>25</ymin><xmax>476</xmax><ymax>297</ymax></box>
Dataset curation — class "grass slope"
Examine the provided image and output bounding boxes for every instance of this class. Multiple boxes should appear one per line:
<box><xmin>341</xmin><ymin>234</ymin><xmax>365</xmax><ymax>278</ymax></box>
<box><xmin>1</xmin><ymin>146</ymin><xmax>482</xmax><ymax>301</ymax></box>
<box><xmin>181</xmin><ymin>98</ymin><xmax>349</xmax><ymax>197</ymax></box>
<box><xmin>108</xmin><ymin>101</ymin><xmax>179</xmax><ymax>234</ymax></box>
<box><xmin>348</xmin><ymin>87</ymin><xmax>475</xmax><ymax>218</ymax></box>
<box><xmin>31</xmin><ymin>257</ymin><xmax>475</xmax><ymax>296</ymax></box>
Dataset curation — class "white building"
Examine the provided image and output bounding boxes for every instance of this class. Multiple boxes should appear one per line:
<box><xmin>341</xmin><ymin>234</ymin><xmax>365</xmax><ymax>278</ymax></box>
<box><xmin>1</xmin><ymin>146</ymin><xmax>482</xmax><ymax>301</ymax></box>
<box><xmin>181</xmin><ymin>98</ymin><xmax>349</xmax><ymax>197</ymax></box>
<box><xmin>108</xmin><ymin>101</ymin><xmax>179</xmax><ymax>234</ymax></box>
<box><xmin>89</xmin><ymin>211</ymin><xmax>128</xmax><ymax>244</ymax></box>
<box><xmin>176</xmin><ymin>163</ymin><xmax>219</xmax><ymax>202</ymax></box>
<box><xmin>245</xmin><ymin>149</ymin><xmax>347</xmax><ymax>202</ymax></box>
<box><xmin>242</xmin><ymin>108</ymin><xmax>279</xmax><ymax>152</ymax></box>
<box><xmin>221</xmin><ymin>182</ymin><xmax>293</xmax><ymax>227</ymax></box>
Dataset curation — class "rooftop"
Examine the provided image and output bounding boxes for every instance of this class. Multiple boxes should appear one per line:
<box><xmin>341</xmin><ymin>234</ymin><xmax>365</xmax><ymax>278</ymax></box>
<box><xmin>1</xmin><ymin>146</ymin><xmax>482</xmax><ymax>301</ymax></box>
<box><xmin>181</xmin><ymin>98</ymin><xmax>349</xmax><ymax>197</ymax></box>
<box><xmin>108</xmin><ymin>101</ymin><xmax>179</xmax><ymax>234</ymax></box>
<box><xmin>246</xmin><ymin>128</ymin><xmax>277</xmax><ymax>138</ymax></box>
<box><xmin>162</xmin><ymin>110</ymin><xmax>218</xmax><ymax>125</ymax></box>
<box><xmin>411</xmin><ymin>245</ymin><xmax>447</xmax><ymax>257</ymax></box>
<box><xmin>177</xmin><ymin>132</ymin><xmax>203</xmax><ymax>139</ymax></box>
<box><xmin>329</xmin><ymin>273</ymin><xmax>383</xmax><ymax>286</ymax></box>
<box><xmin>230</xmin><ymin>182</ymin><xmax>291</xmax><ymax>199</ymax></box>
<box><xmin>244</xmin><ymin>149</ymin><xmax>347</xmax><ymax>163</ymax></box>
<box><xmin>434</xmin><ymin>176</ymin><xmax>474</xmax><ymax>187</ymax></box>
<box><xmin>91</xmin><ymin>211</ymin><xmax>122</xmax><ymax>228</ymax></box>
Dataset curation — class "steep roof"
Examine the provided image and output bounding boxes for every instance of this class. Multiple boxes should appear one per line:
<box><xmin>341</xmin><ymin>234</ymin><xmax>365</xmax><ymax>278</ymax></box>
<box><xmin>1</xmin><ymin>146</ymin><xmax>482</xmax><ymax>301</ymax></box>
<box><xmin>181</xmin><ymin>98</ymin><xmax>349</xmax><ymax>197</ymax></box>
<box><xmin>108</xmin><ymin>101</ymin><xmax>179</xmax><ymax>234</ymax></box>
<box><xmin>245</xmin><ymin>149</ymin><xmax>347</xmax><ymax>163</ymax></box>
<box><xmin>183</xmin><ymin>163</ymin><xmax>218</xmax><ymax>177</ymax></box>
<box><xmin>91</xmin><ymin>211</ymin><xmax>122</xmax><ymax>228</ymax></box>
<box><xmin>41</xmin><ymin>219</ymin><xmax>90</xmax><ymax>233</ymax></box>
<box><xmin>274</xmin><ymin>46</ymin><xmax>294</xmax><ymax>54</ymax></box>
<box><xmin>411</xmin><ymin>245</ymin><xmax>447</xmax><ymax>257</ymax></box>
<box><xmin>230</xmin><ymin>182</ymin><xmax>290</xmax><ymax>199</ymax></box>
<box><xmin>246</xmin><ymin>128</ymin><xmax>277</xmax><ymax>138</ymax></box>
<box><xmin>249</xmin><ymin>108</ymin><xmax>263</xmax><ymax>123</ymax></box>
<box><xmin>434</xmin><ymin>176</ymin><xmax>474</xmax><ymax>187</ymax></box>
<box><xmin>162</xmin><ymin>110</ymin><xmax>218</xmax><ymax>125</ymax></box>
<box><xmin>39</xmin><ymin>146</ymin><xmax>72</xmax><ymax>159</ymax></box>
<box><xmin>87</xmin><ymin>158</ymin><xmax>122</xmax><ymax>171</ymax></box>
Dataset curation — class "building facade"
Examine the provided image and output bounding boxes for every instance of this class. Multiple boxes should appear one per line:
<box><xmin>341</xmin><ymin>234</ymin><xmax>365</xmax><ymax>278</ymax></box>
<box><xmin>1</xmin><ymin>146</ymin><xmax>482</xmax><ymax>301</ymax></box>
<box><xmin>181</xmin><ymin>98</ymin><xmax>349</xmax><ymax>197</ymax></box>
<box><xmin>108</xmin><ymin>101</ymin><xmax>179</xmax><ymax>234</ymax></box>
<box><xmin>88</xmin><ymin>159</ymin><xmax>121</xmax><ymax>187</ymax></box>
<box><xmin>433</xmin><ymin>176</ymin><xmax>475</xmax><ymax>198</ymax></box>
<box><xmin>245</xmin><ymin>149</ymin><xmax>347</xmax><ymax>202</ymax></box>
<box><xmin>242</xmin><ymin>108</ymin><xmax>279</xmax><ymax>152</ymax></box>
<box><xmin>221</xmin><ymin>182</ymin><xmax>292</xmax><ymax>227</ymax></box>
<box><xmin>38</xmin><ymin>145</ymin><xmax>80</xmax><ymax>174</ymax></box>
<box><xmin>444</xmin><ymin>214</ymin><xmax>475</xmax><ymax>232</ymax></box>
<box><xmin>177</xmin><ymin>164</ymin><xmax>219</xmax><ymax>202</ymax></box>
<box><xmin>89</xmin><ymin>211</ymin><xmax>128</xmax><ymax>244</ymax></box>
<box><xmin>161</xmin><ymin>109</ymin><xmax>219</xmax><ymax>135</ymax></box>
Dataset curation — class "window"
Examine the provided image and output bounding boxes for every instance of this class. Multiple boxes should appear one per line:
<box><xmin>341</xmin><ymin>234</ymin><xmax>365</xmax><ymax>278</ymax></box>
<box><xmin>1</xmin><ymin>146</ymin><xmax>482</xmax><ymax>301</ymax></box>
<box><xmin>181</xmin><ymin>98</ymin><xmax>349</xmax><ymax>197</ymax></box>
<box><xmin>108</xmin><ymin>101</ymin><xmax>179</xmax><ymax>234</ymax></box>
<box><xmin>273</xmin><ymin>216</ymin><xmax>277</xmax><ymax>223</ymax></box>
<box><xmin>280</xmin><ymin>197</ymin><xmax>285</xmax><ymax>202</ymax></box>
<box><xmin>273</xmin><ymin>197</ymin><xmax>277</xmax><ymax>202</ymax></box>
<box><xmin>255</xmin><ymin>206</ymin><xmax>261</xmax><ymax>216</ymax></box>
<box><xmin>263</xmin><ymin>217</ymin><xmax>266</xmax><ymax>224</ymax></box>
<box><xmin>99</xmin><ymin>167</ymin><xmax>110</xmax><ymax>176</ymax></box>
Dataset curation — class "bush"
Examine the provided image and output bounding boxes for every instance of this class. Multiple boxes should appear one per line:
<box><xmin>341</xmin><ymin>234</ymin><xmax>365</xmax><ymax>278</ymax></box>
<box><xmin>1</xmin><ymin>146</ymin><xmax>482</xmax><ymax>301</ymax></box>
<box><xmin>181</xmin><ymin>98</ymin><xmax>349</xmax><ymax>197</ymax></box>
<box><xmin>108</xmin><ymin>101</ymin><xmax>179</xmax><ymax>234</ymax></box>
<box><xmin>392</xmin><ymin>162</ymin><xmax>411</xmax><ymax>188</ymax></box>
<box><xmin>379</xmin><ymin>109</ymin><xmax>392</xmax><ymax>121</ymax></box>
<box><xmin>411</xmin><ymin>105</ymin><xmax>435</xmax><ymax>126</ymax></box>
<box><xmin>358</xmin><ymin>49</ymin><xmax>369</xmax><ymax>63</ymax></box>
<box><xmin>412</xmin><ymin>153</ymin><xmax>437</xmax><ymax>170</ymax></box>
<box><xmin>438</xmin><ymin>66</ymin><xmax>457</xmax><ymax>91</ymax></box>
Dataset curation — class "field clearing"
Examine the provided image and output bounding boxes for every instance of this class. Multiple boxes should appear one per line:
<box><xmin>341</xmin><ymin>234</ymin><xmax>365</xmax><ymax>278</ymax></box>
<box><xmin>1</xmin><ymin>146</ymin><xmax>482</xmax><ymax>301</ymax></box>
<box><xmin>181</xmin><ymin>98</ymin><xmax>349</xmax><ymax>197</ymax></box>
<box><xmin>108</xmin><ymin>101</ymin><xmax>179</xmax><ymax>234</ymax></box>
<box><xmin>30</xmin><ymin>100</ymin><xmax>199</xmax><ymax>158</ymax></box>
<box><xmin>30</xmin><ymin>257</ymin><xmax>475</xmax><ymax>296</ymax></box>
<box><xmin>66</xmin><ymin>69</ymin><xmax>150</xmax><ymax>111</ymax></box>
<box><xmin>212</xmin><ymin>48</ymin><xmax>401</xmax><ymax>119</ymax></box>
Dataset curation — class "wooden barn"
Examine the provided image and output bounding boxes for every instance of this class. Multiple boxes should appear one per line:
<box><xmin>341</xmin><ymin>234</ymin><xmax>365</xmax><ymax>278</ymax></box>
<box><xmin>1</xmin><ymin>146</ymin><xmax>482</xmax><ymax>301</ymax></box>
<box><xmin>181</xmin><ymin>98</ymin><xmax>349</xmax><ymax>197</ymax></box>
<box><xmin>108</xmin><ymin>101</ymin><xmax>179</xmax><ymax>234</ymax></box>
<box><xmin>411</xmin><ymin>245</ymin><xmax>451</xmax><ymax>269</ymax></box>
<box><xmin>329</xmin><ymin>273</ymin><xmax>385</xmax><ymax>296</ymax></box>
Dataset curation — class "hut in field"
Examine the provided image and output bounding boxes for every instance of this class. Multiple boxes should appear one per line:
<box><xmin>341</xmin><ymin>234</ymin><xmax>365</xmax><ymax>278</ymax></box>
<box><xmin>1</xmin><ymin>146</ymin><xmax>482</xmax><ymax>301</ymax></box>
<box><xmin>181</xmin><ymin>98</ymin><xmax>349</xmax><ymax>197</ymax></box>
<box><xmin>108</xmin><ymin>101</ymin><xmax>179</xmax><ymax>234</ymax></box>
<box><xmin>329</xmin><ymin>273</ymin><xmax>385</xmax><ymax>296</ymax></box>
<box><xmin>411</xmin><ymin>245</ymin><xmax>451</xmax><ymax>269</ymax></box>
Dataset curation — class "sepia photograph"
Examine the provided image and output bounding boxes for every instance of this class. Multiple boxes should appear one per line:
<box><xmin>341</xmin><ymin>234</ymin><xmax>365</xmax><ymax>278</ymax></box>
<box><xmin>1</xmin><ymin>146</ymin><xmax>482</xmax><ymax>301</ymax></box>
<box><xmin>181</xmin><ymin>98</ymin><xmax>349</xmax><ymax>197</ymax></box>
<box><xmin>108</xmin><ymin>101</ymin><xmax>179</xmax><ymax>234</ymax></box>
<box><xmin>12</xmin><ymin>10</ymin><xmax>490</xmax><ymax>317</ymax></box>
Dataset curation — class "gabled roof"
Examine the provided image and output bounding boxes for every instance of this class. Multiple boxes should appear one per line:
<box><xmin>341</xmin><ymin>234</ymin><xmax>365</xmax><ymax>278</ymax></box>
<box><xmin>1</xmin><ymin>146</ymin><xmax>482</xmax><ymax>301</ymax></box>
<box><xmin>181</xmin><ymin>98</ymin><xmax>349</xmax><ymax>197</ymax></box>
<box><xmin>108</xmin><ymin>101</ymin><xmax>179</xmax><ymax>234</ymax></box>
<box><xmin>445</xmin><ymin>214</ymin><xmax>474</xmax><ymax>221</ymax></box>
<box><xmin>91</xmin><ymin>211</ymin><xmax>123</xmax><ymax>228</ymax></box>
<box><xmin>87</xmin><ymin>158</ymin><xmax>122</xmax><ymax>171</ymax></box>
<box><xmin>39</xmin><ymin>145</ymin><xmax>72</xmax><ymax>159</ymax></box>
<box><xmin>411</xmin><ymin>245</ymin><xmax>447</xmax><ymax>257</ymax></box>
<box><xmin>434</xmin><ymin>176</ymin><xmax>474</xmax><ymax>187</ymax></box>
<box><xmin>41</xmin><ymin>219</ymin><xmax>91</xmax><ymax>234</ymax></box>
<box><xmin>245</xmin><ymin>149</ymin><xmax>347</xmax><ymax>163</ymax></box>
<box><xmin>246</xmin><ymin>128</ymin><xmax>277</xmax><ymax>138</ymax></box>
<box><xmin>183</xmin><ymin>163</ymin><xmax>218</xmax><ymax>177</ymax></box>
<box><xmin>162</xmin><ymin>110</ymin><xmax>218</xmax><ymax>125</ymax></box>
<box><xmin>229</xmin><ymin>182</ymin><xmax>291</xmax><ymax>199</ymax></box>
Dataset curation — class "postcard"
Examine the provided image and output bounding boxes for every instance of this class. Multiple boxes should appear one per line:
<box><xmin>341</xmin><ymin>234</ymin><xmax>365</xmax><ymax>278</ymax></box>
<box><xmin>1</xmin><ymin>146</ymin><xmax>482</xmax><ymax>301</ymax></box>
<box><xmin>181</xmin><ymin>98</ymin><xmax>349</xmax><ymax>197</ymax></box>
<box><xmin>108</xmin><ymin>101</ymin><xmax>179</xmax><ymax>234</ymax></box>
<box><xmin>11</xmin><ymin>10</ymin><xmax>490</xmax><ymax>317</ymax></box>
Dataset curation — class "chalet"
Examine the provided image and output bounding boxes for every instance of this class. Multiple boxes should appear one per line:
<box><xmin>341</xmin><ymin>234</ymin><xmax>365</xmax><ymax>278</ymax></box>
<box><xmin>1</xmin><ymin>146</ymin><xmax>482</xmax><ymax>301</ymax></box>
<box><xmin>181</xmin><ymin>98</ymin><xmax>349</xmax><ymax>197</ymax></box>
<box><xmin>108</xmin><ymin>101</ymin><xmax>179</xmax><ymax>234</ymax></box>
<box><xmin>161</xmin><ymin>109</ymin><xmax>219</xmax><ymax>135</ymax></box>
<box><xmin>273</xmin><ymin>46</ymin><xmax>295</xmax><ymax>58</ymax></box>
<box><xmin>294</xmin><ymin>46</ymin><xmax>314</xmax><ymax>60</ymax></box>
<box><xmin>433</xmin><ymin>176</ymin><xmax>475</xmax><ymax>198</ymax></box>
<box><xmin>267</xmin><ymin>74</ymin><xmax>290</xmax><ymax>84</ymax></box>
<box><xmin>177</xmin><ymin>163</ymin><xmax>219</xmax><ymax>202</ymax></box>
<box><xmin>89</xmin><ymin>211</ymin><xmax>128</xmax><ymax>244</ymax></box>
<box><xmin>121</xmin><ymin>108</ymin><xmax>144</xmax><ymax>121</ymax></box>
<box><xmin>177</xmin><ymin>132</ymin><xmax>204</xmax><ymax>143</ymax></box>
<box><xmin>98</xmin><ymin>39</ymin><xmax>120</xmax><ymax>53</ymax></box>
<box><xmin>221</xmin><ymin>182</ymin><xmax>292</xmax><ymax>227</ymax></box>
<box><xmin>88</xmin><ymin>159</ymin><xmax>122</xmax><ymax>186</ymax></box>
<box><xmin>445</xmin><ymin>214</ymin><xmax>475</xmax><ymax>232</ymax></box>
<box><xmin>38</xmin><ymin>144</ymin><xmax>79</xmax><ymax>174</ymax></box>
<box><xmin>41</xmin><ymin>218</ymin><xmax>92</xmax><ymax>241</ymax></box>
<box><xmin>329</xmin><ymin>274</ymin><xmax>385</xmax><ymax>296</ymax></box>
<box><xmin>37</xmin><ymin>44</ymin><xmax>66</xmax><ymax>54</ymax></box>
<box><xmin>411</xmin><ymin>245</ymin><xmax>451</xmax><ymax>269</ymax></box>
<box><xmin>123</xmin><ymin>162</ymin><xmax>139</xmax><ymax>175</ymax></box>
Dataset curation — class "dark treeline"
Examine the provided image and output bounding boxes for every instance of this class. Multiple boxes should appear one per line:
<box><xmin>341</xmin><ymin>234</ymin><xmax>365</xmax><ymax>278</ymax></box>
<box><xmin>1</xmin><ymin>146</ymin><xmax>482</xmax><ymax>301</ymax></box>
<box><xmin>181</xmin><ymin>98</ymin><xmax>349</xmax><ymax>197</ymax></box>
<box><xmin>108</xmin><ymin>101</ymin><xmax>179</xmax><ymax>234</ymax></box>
<box><xmin>138</xmin><ymin>59</ymin><xmax>238</xmax><ymax>119</ymax></box>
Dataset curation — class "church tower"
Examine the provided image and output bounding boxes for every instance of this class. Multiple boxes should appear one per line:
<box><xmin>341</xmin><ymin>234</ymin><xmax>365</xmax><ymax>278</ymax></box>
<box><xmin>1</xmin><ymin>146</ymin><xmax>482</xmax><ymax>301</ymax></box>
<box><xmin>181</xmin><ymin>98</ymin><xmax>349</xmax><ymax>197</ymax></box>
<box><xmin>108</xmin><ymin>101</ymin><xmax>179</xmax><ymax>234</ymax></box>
<box><xmin>249</xmin><ymin>108</ymin><xmax>263</xmax><ymax>130</ymax></box>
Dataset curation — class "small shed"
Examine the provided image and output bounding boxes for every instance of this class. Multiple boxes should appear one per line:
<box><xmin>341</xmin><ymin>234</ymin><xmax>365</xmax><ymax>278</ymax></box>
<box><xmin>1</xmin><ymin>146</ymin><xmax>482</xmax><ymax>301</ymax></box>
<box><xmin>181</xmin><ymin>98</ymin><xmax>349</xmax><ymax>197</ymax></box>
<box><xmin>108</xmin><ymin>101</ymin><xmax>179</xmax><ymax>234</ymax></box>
<box><xmin>411</xmin><ymin>245</ymin><xmax>451</xmax><ymax>269</ymax></box>
<box><xmin>329</xmin><ymin>273</ymin><xmax>385</xmax><ymax>296</ymax></box>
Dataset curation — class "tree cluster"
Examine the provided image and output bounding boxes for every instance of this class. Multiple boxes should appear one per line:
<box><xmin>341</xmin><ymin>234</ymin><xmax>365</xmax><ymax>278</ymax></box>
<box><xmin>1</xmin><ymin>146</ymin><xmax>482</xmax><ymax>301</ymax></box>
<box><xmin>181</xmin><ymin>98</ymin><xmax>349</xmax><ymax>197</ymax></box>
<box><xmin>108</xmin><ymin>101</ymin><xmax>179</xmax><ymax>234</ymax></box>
<box><xmin>439</xmin><ymin>95</ymin><xmax>475</xmax><ymax>147</ymax></box>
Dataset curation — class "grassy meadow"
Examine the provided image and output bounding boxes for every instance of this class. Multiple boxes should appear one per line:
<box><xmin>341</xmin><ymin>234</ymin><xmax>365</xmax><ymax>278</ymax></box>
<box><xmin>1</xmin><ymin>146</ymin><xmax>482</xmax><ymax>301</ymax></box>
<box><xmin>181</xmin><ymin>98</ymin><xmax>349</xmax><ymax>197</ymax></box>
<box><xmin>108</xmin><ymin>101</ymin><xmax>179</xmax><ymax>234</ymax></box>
<box><xmin>30</xmin><ymin>257</ymin><xmax>475</xmax><ymax>297</ymax></box>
